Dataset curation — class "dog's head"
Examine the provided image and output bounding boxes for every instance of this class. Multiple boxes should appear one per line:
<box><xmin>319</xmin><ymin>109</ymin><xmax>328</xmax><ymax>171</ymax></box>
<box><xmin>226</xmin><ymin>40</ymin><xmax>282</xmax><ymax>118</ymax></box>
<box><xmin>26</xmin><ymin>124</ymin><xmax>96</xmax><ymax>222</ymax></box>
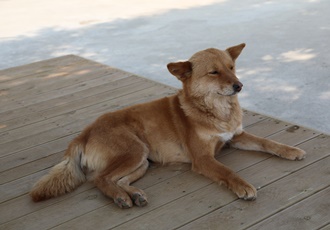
<box><xmin>167</xmin><ymin>43</ymin><xmax>245</xmax><ymax>98</ymax></box>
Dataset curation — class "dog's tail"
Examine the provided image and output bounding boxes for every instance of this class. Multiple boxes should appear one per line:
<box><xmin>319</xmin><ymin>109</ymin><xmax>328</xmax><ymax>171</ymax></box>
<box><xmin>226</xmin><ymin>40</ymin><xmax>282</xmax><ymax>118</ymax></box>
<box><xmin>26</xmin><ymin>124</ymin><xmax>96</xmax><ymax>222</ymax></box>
<box><xmin>30</xmin><ymin>140</ymin><xmax>87</xmax><ymax>202</ymax></box>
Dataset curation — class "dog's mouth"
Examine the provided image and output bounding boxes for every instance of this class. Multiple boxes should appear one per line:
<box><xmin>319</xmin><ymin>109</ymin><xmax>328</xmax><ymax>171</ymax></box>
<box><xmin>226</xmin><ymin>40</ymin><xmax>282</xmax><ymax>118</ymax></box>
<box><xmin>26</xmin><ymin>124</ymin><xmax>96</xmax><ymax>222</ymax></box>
<box><xmin>217</xmin><ymin>83</ymin><xmax>243</xmax><ymax>96</ymax></box>
<box><xmin>217</xmin><ymin>91</ymin><xmax>239</xmax><ymax>96</ymax></box>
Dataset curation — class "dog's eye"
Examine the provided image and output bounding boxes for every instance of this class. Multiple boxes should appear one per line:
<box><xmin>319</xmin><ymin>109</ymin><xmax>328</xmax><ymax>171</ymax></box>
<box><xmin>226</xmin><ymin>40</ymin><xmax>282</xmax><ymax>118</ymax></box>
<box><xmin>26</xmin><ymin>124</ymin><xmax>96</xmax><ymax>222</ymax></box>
<box><xmin>230</xmin><ymin>66</ymin><xmax>234</xmax><ymax>70</ymax></box>
<box><xmin>209</xmin><ymin>70</ymin><xmax>219</xmax><ymax>75</ymax></box>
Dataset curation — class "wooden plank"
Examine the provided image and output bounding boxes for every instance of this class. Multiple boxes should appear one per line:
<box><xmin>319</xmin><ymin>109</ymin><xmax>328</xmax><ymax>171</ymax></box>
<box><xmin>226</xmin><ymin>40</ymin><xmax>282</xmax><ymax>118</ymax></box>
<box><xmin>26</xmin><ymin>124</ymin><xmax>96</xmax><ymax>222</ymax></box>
<box><xmin>0</xmin><ymin>78</ymin><xmax>151</xmax><ymax>144</ymax></box>
<box><xmin>170</xmin><ymin>136</ymin><xmax>330</xmax><ymax>230</ymax></box>
<box><xmin>248</xmin><ymin>186</ymin><xmax>330</xmax><ymax>230</ymax></box>
<box><xmin>0</xmin><ymin>84</ymin><xmax>173</xmax><ymax>156</ymax></box>
<box><xmin>0</xmin><ymin>183</ymin><xmax>96</xmax><ymax>225</ymax></box>
<box><xmin>0</xmin><ymin>68</ymin><xmax>129</xmax><ymax>113</ymax></box>
<box><xmin>0</xmin><ymin>76</ymin><xmax>142</xmax><ymax>132</ymax></box>
<box><xmin>0</xmin><ymin>72</ymin><xmax>134</xmax><ymax>122</ymax></box>
<box><xmin>0</xmin><ymin>59</ymin><xmax>113</xmax><ymax>97</ymax></box>
<box><xmin>0</xmin><ymin>170</ymin><xmax>50</xmax><ymax>203</ymax></box>
<box><xmin>114</xmin><ymin>157</ymin><xmax>330</xmax><ymax>230</ymax></box>
<box><xmin>0</xmin><ymin>55</ymin><xmax>86</xmax><ymax>83</ymax></box>
<box><xmin>319</xmin><ymin>223</ymin><xmax>330</xmax><ymax>230</ymax></box>
<box><xmin>0</xmin><ymin>151</ymin><xmax>63</xmax><ymax>185</ymax></box>
<box><xmin>47</xmin><ymin>125</ymin><xmax>320</xmax><ymax>229</ymax></box>
<box><xmin>0</xmin><ymin>134</ymin><xmax>76</xmax><ymax>174</ymax></box>
<box><xmin>243</xmin><ymin>117</ymin><xmax>289</xmax><ymax>137</ymax></box>
<box><xmin>241</xmin><ymin>110</ymin><xmax>267</xmax><ymax>128</ymax></box>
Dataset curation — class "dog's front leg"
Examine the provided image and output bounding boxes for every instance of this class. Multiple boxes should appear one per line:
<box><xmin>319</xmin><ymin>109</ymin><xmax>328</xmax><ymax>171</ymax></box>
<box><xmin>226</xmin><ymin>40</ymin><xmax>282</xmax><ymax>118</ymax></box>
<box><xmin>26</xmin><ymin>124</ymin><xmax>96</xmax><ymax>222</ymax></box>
<box><xmin>189</xmin><ymin>138</ymin><xmax>257</xmax><ymax>200</ymax></box>
<box><xmin>230</xmin><ymin>131</ymin><xmax>306</xmax><ymax>160</ymax></box>
<box><xmin>192</xmin><ymin>155</ymin><xmax>257</xmax><ymax>200</ymax></box>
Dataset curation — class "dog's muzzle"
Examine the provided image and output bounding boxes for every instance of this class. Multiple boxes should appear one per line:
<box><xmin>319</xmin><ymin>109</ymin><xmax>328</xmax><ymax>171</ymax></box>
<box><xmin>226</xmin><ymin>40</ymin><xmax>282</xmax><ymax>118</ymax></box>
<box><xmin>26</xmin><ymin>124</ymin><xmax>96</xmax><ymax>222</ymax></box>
<box><xmin>233</xmin><ymin>82</ymin><xmax>243</xmax><ymax>93</ymax></box>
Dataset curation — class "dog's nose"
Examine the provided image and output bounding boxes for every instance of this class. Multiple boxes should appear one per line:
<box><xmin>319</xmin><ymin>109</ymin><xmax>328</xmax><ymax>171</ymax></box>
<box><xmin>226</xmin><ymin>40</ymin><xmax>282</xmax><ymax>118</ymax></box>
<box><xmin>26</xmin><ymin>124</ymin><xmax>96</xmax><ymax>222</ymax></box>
<box><xmin>233</xmin><ymin>82</ymin><xmax>243</xmax><ymax>92</ymax></box>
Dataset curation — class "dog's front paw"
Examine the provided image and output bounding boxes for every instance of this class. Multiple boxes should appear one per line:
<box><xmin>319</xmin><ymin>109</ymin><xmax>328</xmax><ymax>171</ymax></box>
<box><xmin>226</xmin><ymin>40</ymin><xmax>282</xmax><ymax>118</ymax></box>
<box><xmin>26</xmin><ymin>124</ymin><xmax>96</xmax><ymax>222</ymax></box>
<box><xmin>114</xmin><ymin>197</ymin><xmax>133</xmax><ymax>209</ymax></box>
<box><xmin>132</xmin><ymin>193</ymin><xmax>148</xmax><ymax>207</ymax></box>
<box><xmin>278</xmin><ymin>147</ymin><xmax>306</xmax><ymax>161</ymax></box>
<box><xmin>230</xmin><ymin>180</ymin><xmax>257</xmax><ymax>201</ymax></box>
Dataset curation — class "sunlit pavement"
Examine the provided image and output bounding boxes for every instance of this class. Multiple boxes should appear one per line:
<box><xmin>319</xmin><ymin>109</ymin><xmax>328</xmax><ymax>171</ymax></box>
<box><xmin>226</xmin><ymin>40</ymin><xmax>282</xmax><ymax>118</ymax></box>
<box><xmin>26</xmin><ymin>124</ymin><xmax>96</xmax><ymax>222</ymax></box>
<box><xmin>1</xmin><ymin>0</ymin><xmax>329</xmax><ymax>134</ymax></box>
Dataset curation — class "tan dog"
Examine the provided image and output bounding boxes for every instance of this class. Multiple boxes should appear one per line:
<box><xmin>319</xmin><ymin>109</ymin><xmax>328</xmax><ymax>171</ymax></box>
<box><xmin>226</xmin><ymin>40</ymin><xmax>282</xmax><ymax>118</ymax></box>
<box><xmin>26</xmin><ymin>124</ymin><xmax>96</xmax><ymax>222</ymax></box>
<box><xmin>30</xmin><ymin>44</ymin><xmax>306</xmax><ymax>208</ymax></box>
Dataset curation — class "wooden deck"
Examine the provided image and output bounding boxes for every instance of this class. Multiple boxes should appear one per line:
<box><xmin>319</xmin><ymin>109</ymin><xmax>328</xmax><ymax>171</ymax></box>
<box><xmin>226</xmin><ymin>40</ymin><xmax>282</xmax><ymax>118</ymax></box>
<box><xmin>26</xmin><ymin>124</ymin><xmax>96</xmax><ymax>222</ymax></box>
<box><xmin>0</xmin><ymin>55</ymin><xmax>329</xmax><ymax>230</ymax></box>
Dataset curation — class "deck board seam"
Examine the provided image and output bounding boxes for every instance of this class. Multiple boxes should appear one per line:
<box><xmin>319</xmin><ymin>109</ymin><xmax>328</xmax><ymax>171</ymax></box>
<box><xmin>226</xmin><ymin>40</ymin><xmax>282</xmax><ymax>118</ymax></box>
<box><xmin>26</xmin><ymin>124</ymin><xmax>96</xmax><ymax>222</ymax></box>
<box><xmin>1</xmin><ymin>68</ymin><xmax>123</xmax><ymax>101</ymax></box>
<box><xmin>0</xmin><ymin>70</ymin><xmax>132</xmax><ymax>113</ymax></box>
<box><xmin>0</xmin><ymin>58</ymin><xmax>89</xmax><ymax>83</ymax></box>
<box><xmin>243</xmin><ymin>184</ymin><xmax>330</xmax><ymax>230</ymax></box>
<box><xmin>0</xmin><ymin>76</ymin><xmax>146</xmax><ymax>133</ymax></box>
<box><xmin>173</xmin><ymin>155</ymin><xmax>330</xmax><ymax>230</ymax></box>
<box><xmin>0</xmin><ymin>83</ymin><xmax>165</xmax><ymax>156</ymax></box>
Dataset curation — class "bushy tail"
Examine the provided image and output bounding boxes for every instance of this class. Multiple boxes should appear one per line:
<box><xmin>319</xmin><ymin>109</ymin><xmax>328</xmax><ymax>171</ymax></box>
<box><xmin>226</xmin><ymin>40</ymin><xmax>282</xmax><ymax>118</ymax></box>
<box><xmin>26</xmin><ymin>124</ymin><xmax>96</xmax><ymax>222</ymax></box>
<box><xmin>30</xmin><ymin>141</ymin><xmax>87</xmax><ymax>202</ymax></box>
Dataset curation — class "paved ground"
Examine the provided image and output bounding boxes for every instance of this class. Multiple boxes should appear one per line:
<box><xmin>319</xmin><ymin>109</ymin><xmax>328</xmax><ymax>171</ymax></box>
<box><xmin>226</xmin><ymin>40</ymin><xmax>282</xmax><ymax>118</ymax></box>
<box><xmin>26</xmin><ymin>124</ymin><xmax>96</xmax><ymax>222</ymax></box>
<box><xmin>1</xmin><ymin>0</ymin><xmax>329</xmax><ymax>134</ymax></box>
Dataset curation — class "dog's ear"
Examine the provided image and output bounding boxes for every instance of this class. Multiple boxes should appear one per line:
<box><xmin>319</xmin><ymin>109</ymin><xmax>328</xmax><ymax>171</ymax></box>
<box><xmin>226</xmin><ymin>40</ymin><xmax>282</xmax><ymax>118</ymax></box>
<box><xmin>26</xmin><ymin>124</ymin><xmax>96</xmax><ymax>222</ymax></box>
<box><xmin>167</xmin><ymin>61</ymin><xmax>192</xmax><ymax>81</ymax></box>
<box><xmin>226</xmin><ymin>43</ymin><xmax>246</xmax><ymax>61</ymax></box>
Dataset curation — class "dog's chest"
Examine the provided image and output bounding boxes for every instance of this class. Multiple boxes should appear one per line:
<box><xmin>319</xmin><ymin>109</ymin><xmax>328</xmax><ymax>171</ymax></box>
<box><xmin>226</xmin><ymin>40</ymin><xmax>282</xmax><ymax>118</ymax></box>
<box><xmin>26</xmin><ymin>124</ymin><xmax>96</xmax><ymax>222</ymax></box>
<box><xmin>215</xmin><ymin>124</ymin><xmax>243</xmax><ymax>142</ymax></box>
<box><xmin>217</xmin><ymin>132</ymin><xmax>234</xmax><ymax>142</ymax></box>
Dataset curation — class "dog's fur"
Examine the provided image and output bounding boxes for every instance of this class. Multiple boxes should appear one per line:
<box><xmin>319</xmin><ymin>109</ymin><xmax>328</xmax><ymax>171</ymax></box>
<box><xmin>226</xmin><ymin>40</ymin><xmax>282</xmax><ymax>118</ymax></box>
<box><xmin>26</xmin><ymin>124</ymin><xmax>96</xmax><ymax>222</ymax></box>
<box><xmin>30</xmin><ymin>44</ymin><xmax>306</xmax><ymax>208</ymax></box>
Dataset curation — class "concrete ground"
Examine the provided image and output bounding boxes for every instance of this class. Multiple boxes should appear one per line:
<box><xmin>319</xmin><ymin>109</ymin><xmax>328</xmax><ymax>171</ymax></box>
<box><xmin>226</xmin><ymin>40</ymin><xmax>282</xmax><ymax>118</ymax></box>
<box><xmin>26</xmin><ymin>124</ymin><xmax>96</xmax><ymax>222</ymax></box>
<box><xmin>1</xmin><ymin>0</ymin><xmax>329</xmax><ymax>134</ymax></box>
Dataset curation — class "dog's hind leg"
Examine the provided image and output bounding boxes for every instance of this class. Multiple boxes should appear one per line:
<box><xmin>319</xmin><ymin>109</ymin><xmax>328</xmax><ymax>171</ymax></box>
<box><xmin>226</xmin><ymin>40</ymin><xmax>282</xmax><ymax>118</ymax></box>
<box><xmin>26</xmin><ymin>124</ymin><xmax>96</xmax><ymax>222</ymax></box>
<box><xmin>92</xmin><ymin>136</ymin><xmax>149</xmax><ymax>208</ymax></box>
<box><xmin>94</xmin><ymin>154</ymin><xmax>148</xmax><ymax>208</ymax></box>
<box><xmin>117</xmin><ymin>158</ymin><xmax>149</xmax><ymax>207</ymax></box>
<box><xmin>94</xmin><ymin>175</ymin><xmax>132</xmax><ymax>208</ymax></box>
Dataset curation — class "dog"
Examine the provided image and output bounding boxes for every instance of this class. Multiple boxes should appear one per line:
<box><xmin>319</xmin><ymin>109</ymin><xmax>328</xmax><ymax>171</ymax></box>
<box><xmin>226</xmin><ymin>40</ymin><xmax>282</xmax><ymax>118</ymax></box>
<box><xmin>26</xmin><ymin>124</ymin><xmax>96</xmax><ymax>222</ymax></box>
<box><xmin>30</xmin><ymin>43</ymin><xmax>306</xmax><ymax>208</ymax></box>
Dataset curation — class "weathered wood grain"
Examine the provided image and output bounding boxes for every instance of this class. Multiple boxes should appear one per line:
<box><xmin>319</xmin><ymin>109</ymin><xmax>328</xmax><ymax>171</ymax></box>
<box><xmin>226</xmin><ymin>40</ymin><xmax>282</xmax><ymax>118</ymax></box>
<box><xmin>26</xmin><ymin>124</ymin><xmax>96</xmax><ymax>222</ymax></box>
<box><xmin>0</xmin><ymin>55</ymin><xmax>328</xmax><ymax>230</ymax></box>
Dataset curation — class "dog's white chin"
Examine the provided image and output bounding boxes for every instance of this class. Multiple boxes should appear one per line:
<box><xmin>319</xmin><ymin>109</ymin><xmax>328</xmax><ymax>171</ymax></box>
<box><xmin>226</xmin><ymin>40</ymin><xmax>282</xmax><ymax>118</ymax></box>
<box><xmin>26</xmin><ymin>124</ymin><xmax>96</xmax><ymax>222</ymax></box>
<box><xmin>217</xmin><ymin>92</ymin><xmax>237</xmax><ymax>96</ymax></box>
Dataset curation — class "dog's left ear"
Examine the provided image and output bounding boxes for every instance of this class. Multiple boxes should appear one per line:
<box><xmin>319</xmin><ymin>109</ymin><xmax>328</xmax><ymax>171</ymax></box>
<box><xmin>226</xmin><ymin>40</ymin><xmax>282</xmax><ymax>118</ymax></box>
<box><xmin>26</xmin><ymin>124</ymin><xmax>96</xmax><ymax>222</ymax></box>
<box><xmin>226</xmin><ymin>43</ymin><xmax>246</xmax><ymax>61</ymax></box>
<box><xmin>167</xmin><ymin>61</ymin><xmax>192</xmax><ymax>81</ymax></box>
